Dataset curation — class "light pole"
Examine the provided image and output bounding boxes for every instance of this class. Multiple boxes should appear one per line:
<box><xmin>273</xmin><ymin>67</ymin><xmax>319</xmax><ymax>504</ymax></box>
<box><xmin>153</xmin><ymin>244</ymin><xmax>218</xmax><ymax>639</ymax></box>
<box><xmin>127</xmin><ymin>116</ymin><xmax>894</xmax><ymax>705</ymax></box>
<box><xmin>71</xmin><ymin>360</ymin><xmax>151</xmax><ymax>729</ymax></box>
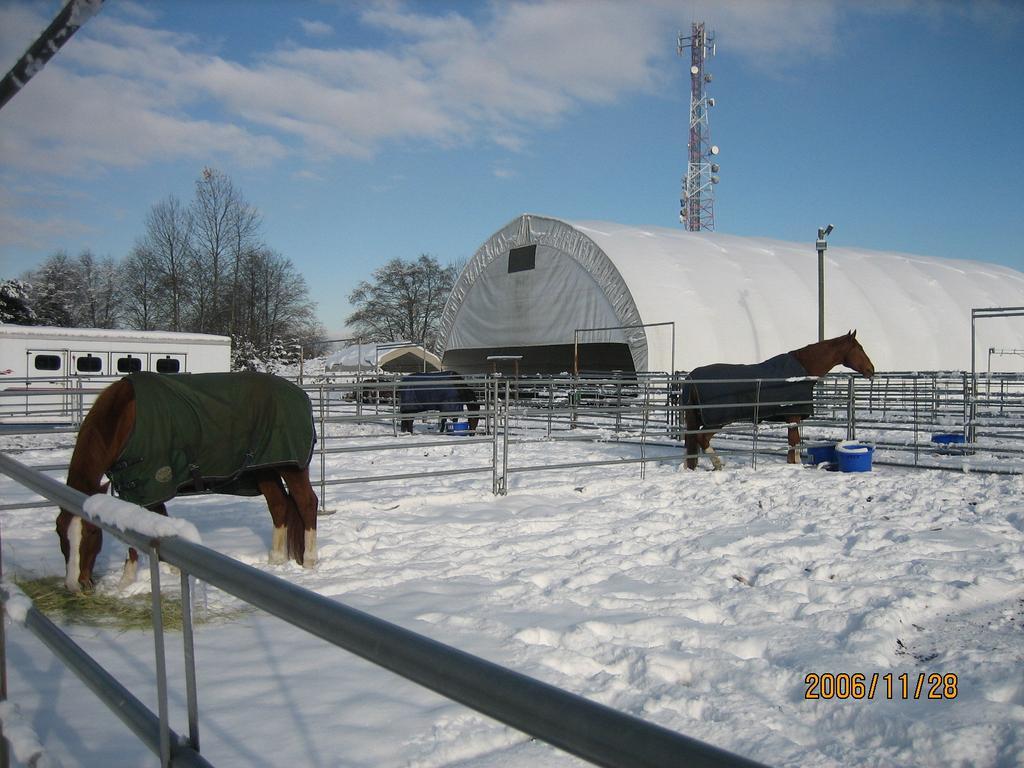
<box><xmin>816</xmin><ymin>224</ymin><xmax>834</xmax><ymax>341</ymax></box>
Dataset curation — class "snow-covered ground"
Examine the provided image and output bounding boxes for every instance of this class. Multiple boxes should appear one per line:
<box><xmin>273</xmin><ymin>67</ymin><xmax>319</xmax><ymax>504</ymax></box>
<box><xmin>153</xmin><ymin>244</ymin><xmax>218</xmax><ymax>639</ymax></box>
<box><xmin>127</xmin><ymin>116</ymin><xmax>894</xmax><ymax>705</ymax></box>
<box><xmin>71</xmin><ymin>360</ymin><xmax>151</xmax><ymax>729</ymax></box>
<box><xmin>2</xmin><ymin>424</ymin><xmax>1023</xmax><ymax>767</ymax></box>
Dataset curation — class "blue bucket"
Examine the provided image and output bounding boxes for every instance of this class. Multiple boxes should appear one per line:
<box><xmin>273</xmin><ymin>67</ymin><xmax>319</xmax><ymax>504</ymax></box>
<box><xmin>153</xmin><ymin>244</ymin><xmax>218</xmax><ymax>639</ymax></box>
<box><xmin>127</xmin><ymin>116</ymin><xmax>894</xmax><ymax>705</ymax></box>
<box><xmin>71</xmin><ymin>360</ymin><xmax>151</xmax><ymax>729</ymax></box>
<box><xmin>450</xmin><ymin>421</ymin><xmax>470</xmax><ymax>435</ymax></box>
<box><xmin>836</xmin><ymin>441</ymin><xmax>874</xmax><ymax>472</ymax></box>
<box><xmin>804</xmin><ymin>442</ymin><xmax>837</xmax><ymax>466</ymax></box>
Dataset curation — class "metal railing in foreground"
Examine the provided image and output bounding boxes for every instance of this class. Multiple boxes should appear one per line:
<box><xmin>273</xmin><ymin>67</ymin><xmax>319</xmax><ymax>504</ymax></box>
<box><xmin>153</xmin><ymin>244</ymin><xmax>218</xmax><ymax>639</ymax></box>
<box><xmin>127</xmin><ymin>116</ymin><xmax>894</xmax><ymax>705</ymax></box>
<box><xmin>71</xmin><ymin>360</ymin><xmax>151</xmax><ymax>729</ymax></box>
<box><xmin>0</xmin><ymin>452</ymin><xmax>767</xmax><ymax>768</ymax></box>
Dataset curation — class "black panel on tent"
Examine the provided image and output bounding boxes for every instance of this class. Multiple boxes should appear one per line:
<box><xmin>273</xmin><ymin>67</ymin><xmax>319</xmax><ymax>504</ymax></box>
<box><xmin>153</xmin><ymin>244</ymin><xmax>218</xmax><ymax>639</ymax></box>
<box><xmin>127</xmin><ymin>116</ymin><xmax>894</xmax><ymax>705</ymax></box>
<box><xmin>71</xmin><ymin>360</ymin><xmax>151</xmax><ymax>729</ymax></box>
<box><xmin>443</xmin><ymin>343</ymin><xmax>635</xmax><ymax>376</ymax></box>
<box><xmin>508</xmin><ymin>244</ymin><xmax>537</xmax><ymax>273</ymax></box>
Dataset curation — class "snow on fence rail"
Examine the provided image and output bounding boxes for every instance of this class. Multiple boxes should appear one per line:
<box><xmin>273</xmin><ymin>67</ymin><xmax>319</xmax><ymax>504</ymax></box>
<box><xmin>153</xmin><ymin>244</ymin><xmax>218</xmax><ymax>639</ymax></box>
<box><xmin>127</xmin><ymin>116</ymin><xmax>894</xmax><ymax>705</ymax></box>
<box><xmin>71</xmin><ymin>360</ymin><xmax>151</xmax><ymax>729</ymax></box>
<box><xmin>0</xmin><ymin>452</ymin><xmax>767</xmax><ymax>768</ymax></box>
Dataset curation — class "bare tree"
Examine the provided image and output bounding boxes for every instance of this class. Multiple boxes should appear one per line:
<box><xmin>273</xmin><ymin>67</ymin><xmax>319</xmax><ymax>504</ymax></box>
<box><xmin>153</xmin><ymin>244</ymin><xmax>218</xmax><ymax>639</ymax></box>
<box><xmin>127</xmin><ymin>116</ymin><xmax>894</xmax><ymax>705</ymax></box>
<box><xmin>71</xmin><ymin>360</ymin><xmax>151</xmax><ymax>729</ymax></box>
<box><xmin>140</xmin><ymin>196</ymin><xmax>192</xmax><ymax>331</ymax></box>
<box><xmin>16</xmin><ymin>168</ymin><xmax>323</xmax><ymax>356</ymax></box>
<box><xmin>75</xmin><ymin>250</ymin><xmax>121</xmax><ymax>328</ymax></box>
<box><xmin>120</xmin><ymin>244</ymin><xmax>163</xmax><ymax>330</ymax></box>
<box><xmin>346</xmin><ymin>255</ymin><xmax>456</xmax><ymax>352</ymax></box>
<box><xmin>191</xmin><ymin>167</ymin><xmax>257</xmax><ymax>335</ymax></box>
<box><xmin>234</xmin><ymin>245</ymin><xmax>322</xmax><ymax>351</ymax></box>
<box><xmin>227</xmin><ymin>198</ymin><xmax>262</xmax><ymax>338</ymax></box>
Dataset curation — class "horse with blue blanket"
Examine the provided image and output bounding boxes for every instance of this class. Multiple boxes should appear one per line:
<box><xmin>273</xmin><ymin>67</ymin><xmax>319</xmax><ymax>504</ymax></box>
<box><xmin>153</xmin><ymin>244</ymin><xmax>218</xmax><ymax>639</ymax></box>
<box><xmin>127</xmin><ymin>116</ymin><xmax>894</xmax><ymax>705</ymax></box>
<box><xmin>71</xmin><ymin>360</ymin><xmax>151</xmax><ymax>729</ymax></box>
<box><xmin>399</xmin><ymin>371</ymin><xmax>480</xmax><ymax>434</ymax></box>
<box><xmin>682</xmin><ymin>331</ymin><xmax>874</xmax><ymax>469</ymax></box>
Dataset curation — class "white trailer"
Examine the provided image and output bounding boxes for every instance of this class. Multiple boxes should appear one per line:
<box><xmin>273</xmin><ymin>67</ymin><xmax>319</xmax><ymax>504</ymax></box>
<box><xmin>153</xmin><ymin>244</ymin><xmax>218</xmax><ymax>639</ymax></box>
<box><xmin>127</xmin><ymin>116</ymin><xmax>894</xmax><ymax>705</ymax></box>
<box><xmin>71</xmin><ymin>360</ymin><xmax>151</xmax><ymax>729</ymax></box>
<box><xmin>0</xmin><ymin>325</ymin><xmax>231</xmax><ymax>422</ymax></box>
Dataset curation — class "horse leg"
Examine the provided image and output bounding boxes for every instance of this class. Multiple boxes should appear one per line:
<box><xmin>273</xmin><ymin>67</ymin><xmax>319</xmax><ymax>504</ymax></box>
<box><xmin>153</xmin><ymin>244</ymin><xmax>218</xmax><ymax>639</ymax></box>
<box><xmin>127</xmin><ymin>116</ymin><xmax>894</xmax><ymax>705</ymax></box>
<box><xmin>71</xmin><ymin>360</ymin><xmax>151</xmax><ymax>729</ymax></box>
<box><xmin>695</xmin><ymin>430</ymin><xmax>724</xmax><ymax>471</ymax></box>
<box><xmin>684</xmin><ymin>406</ymin><xmax>722</xmax><ymax>470</ymax></box>
<box><xmin>60</xmin><ymin>442</ymin><xmax>110</xmax><ymax>592</ymax></box>
<box><xmin>684</xmin><ymin>394</ymin><xmax>698</xmax><ymax>470</ymax></box>
<box><xmin>256</xmin><ymin>471</ymin><xmax>291</xmax><ymax>564</ymax></box>
<box><xmin>787</xmin><ymin>418</ymin><xmax>801</xmax><ymax>464</ymax></box>
<box><xmin>57</xmin><ymin>512</ymin><xmax>88</xmax><ymax>592</ymax></box>
<box><xmin>685</xmin><ymin>383</ymin><xmax>722</xmax><ymax>470</ymax></box>
<box><xmin>280</xmin><ymin>467</ymin><xmax>319</xmax><ymax>568</ymax></box>
<box><xmin>117</xmin><ymin>501</ymin><xmax>168</xmax><ymax>588</ymax></box>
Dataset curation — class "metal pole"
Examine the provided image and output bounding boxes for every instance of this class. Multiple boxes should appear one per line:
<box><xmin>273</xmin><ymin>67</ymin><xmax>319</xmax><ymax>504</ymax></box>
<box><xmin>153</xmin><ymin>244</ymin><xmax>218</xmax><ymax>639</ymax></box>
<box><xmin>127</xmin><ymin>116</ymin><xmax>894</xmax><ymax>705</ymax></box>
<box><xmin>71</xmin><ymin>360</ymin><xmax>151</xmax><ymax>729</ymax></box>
<box><xmin>751</xmin><ymin>380</ymin><xmax>761</xmax><ymax>469</ymax></box>
<box><xmin>817</xmin><ymin>246</ymin><xmax>825</xmax><ymax>342</ymax></box>
<box><xmin>0</xmin><ymin>0</ymin><xmax>105</xmax><ymax>112</ymax></box>
<box><xmin>501</xmin><ymin>379</ymin><xmax>510</xmax><ymax>495</ymax></box>
<box><xmin>670</xmin><ymin>322</ymin><xmax>676</xmax><ymax>379</ymax></box>
<box><xmin>816</xmin><ymin>226</ymin><xmax>832</xmax><ymax>342</ymax></box>
<box><xmin>547</xmin><ymin>380</ymin><xmax>554</xmax><ymax>437</ymax></box>
<box><xmin>970</xmin><ymin>310</ymin><xmax>977</xmax><ymax>443</ymax></box>
<box><xmin>181</xmin><ymin>570</ymin><xmax>201</xmax><ymax>752</ymax></box>
<box><xmin>319</xmin><ymin>384</ymin><xmax>327</xmax><ymax>514</ymax></box>
<box><xmin>492</xmin><ymin>378</ymin><xmax>500</xmax><ymax>495</ymax></box>
<box><xmin>149</xmin><ymin>547</ymin><xmax>172</xmax><ymax>768</ymax></box>
<box><xmin>0</xmin><ymin>517</ymin><xmax>8</xmax><ymax>768</ymax></box>
<box><xmin>913</xmin><ymin>375</ymin><xmax>919</xmax><ymax>466</ymax></box>
<box><xmin>846</xmin><ymin>376</ymin><xmax>856</xmax><ymax>441</ymax></box>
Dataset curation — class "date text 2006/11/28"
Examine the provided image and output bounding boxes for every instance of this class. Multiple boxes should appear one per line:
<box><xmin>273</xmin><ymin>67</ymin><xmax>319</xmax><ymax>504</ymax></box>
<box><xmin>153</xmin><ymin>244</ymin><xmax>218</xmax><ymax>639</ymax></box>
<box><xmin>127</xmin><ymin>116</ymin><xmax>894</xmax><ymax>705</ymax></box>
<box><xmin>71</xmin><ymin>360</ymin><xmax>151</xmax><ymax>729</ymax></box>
<box><xmin>804</xmin><ymin>672</ymin><xmax>958</xmax><ymax>700</ymax></box>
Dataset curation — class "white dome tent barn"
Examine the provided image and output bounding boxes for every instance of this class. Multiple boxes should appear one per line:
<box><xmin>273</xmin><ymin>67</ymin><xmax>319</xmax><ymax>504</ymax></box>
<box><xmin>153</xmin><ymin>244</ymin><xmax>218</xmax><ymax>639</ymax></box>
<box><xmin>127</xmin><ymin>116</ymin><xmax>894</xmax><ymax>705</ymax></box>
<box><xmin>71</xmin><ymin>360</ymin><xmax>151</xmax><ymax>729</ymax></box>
<box><xmin>439</xmin><ymin>215</ymin><xmax>1024</xmax><ymax>376</ymax></box>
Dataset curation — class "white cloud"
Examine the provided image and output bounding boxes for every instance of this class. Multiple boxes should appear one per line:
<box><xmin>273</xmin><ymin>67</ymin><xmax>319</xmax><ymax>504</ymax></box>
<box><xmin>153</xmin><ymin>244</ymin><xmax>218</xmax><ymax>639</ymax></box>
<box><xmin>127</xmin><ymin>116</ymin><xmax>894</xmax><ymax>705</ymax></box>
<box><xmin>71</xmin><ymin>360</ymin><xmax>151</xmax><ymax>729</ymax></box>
<box><xmin>298</xmin><ymin>18</ymin><xmax>333</xmax><ymax>38</ymax></box>
<box><xmin>2</xmin><ymin>0</ymin><xmax>1018</xmax><ymax>182</ymax></box>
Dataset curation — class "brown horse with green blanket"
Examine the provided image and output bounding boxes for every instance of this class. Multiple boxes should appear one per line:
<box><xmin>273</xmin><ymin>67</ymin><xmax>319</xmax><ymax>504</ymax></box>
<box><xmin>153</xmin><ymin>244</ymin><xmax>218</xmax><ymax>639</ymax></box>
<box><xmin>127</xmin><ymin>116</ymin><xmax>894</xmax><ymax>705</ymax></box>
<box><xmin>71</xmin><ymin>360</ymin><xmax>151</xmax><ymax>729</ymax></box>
<box><xmin>683</xmin><ymin>331</ymin><xmax>875</xmax><ymax>469</ymax></box>
<box><xmin>56</xmin><ymin>372</ymin><xmax>318</xmax><ymax>591</ymax></box>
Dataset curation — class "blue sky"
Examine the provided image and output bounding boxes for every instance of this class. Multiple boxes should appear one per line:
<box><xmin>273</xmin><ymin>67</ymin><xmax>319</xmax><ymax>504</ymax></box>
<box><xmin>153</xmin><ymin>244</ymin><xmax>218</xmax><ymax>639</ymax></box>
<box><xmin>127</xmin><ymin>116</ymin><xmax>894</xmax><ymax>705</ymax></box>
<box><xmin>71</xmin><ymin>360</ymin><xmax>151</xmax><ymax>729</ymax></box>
<box><xmin>2</xmin><ymin>0</ymin><xmax>1023</xmax><ymax>334</ymax></box>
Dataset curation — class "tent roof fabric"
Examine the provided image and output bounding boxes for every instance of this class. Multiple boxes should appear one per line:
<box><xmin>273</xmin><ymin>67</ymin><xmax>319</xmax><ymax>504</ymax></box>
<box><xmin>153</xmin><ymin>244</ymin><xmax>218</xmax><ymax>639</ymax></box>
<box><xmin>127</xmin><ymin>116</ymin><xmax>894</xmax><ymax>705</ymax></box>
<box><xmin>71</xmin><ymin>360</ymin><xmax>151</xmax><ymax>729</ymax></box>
<box><xmin>439</xmin><ymin>214</ymin><xmax>1024</xmax><ymax>373</ymax></box>
<box><xmin>325</xmin><ymin>343</ymin><xmax>440</xmax><ymax>372</ymax></box>
<box><xmin>377</xmin><ymin>345</ymin><xmax>442</xmax><ymax>370</ymax></box>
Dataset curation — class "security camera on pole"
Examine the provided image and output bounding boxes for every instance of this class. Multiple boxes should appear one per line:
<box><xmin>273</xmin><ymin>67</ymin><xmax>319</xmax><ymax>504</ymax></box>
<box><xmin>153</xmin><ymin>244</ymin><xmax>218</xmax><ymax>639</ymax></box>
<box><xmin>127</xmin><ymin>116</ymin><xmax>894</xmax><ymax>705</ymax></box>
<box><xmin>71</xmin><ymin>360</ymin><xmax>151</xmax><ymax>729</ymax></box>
<box><xmin>816</xmin><ymin>224</ymin><xmax>834</xmax><ymax>341</ymax></box>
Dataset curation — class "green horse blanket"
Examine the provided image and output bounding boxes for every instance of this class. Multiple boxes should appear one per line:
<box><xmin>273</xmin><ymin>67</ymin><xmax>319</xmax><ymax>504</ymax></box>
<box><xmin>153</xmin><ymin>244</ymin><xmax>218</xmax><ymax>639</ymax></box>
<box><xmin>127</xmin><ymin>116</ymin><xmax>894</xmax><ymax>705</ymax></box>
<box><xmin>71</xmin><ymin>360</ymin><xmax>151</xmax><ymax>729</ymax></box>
<box><xmin>109</xmin><ymin>372</ymin><xmax>316</xmax><ymax>507</ymax></box>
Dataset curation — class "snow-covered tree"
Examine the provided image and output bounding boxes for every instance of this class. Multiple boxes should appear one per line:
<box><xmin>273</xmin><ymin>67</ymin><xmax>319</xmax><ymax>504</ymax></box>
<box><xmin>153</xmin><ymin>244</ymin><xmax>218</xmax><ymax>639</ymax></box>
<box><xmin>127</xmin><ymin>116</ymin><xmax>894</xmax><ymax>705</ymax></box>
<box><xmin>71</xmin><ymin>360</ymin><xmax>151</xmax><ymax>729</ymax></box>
<box><xmin>0</xmin><ymin>279</ymin><xmax>37</xmax><ymax>325</ymax></box>
<box><xmin>25</xmin><ymin>252</ymin><xmax>80</xmax><ymax>326</ymax></box>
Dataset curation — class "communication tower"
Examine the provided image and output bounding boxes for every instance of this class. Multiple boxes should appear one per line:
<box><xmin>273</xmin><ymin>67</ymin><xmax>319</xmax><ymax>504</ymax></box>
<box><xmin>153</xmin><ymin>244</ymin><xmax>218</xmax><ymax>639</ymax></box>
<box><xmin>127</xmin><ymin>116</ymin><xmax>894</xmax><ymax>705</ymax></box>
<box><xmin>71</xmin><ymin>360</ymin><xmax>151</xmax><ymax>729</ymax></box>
<box><xmin>677</xmin><ymin>22</ymin><xmax>719</xmax><ymax>231</ymax></box>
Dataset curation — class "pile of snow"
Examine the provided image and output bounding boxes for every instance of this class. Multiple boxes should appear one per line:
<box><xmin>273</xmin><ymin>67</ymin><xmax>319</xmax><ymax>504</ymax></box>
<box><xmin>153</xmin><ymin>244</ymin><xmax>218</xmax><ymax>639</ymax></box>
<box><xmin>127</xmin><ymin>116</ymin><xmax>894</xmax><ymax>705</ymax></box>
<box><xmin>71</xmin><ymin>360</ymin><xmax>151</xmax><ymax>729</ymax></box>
<box><xmin>2</xmin><ymin>428</ymin><xmax>1022</xmax><ymax>767</ymax></box>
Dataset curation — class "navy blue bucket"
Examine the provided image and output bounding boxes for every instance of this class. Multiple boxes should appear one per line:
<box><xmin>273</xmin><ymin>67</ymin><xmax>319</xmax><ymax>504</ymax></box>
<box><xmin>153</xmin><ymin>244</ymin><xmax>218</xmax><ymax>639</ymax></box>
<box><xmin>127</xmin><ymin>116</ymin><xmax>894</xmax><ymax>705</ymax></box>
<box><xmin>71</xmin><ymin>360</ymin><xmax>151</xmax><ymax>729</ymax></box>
<box><xmin>804</xmin><ymin>442</ymin><xmax>837</xmax><ymax>466</ymax></box>
<box><xmin>836</xmin><ymin>441</ymin><xmax>874</xmax><ymax>472</ymax></box>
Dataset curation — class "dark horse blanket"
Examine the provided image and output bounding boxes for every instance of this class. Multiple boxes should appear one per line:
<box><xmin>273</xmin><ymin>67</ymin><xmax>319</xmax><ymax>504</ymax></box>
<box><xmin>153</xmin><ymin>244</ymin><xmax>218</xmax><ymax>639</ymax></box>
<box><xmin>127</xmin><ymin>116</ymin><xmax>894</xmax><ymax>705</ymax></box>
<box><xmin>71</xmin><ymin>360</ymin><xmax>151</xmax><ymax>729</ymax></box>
<box><xmin>399</xmin><ymin>371</ymin><xmax>479</xmax><ymax>433</ymax></box>
<box><xmin>399</xmin><ymin>371</ymin><xmax>476</xmax><ymax>415</ymax></box>
<box><xmin>109</xmin><ymin>372</ymin><xmax>316</xmax><ymax>507</ymax></box>
<box><xmin>684</xmin><ymin>352</ymin><xmax>815</xmax><ymax>430</ymax></box>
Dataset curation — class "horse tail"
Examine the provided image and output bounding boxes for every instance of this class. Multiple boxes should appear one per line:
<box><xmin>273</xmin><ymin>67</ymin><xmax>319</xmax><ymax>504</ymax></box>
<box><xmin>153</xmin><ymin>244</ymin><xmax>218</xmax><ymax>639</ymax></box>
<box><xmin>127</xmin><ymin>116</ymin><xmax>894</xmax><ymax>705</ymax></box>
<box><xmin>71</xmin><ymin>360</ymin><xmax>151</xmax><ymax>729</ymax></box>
<box><xmin>284</xmin><ymin>495</ymin><xmax>306</xmax><ymax>565</ymax></box>
<box><xmin>681</xmin><ymin>377</ymin><xmax>700</xmax><ymax>430</ymax></box>
<box><xmin>679</xmin><ymin>376</ymin><xmax>703</xmax><ymax>470</ymax></box>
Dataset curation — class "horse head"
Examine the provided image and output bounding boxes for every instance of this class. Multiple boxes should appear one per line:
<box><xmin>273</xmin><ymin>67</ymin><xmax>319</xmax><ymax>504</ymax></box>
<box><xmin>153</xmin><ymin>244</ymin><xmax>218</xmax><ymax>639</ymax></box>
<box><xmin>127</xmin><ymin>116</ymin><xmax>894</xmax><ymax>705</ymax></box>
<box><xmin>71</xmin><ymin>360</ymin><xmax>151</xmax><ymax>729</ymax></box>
<box><xmin>841</xmin><ymin>330</ymin><xmax>875</xmax><ymax>378</ymax></box>
<box><xmin>56</xmin><ymin>509</ymin><xmax>103</xmax><ymax>592</ymax></box>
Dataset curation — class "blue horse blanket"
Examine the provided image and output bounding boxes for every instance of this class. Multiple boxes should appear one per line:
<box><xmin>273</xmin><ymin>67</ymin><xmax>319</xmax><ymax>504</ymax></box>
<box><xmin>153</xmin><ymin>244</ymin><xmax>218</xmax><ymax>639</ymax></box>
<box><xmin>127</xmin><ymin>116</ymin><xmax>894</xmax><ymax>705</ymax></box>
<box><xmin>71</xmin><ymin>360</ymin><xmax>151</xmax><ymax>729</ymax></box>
<box><xmin>109</xmin><ymin>372</ymin><xmax>316</xmax><ymax>507</ymax></box>
<box><xmin>399</xmin><ymin>371</ymin><xmax>475</xmax><ymax>414</ymax></box>
<box><xmin>684</xmin><ymin>352</ymin><xmax>815</xmax><ymax>430</ymax></box>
